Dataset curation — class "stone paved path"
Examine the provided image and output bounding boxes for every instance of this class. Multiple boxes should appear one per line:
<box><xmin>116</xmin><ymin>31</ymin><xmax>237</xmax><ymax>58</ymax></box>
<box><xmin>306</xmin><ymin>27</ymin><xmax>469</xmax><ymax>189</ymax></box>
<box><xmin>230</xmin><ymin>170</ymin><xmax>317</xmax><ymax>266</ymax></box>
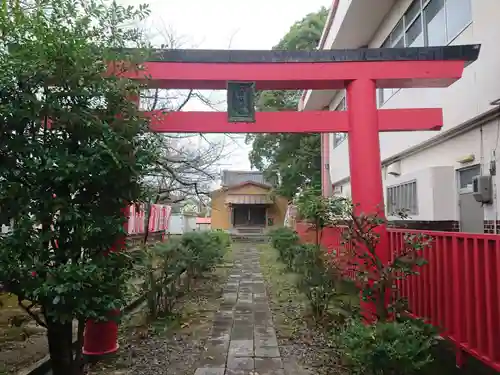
<box><xmin>194</xmin><ymin>244</ymin><xmax>284</xmax><ymax>375</ymax></box>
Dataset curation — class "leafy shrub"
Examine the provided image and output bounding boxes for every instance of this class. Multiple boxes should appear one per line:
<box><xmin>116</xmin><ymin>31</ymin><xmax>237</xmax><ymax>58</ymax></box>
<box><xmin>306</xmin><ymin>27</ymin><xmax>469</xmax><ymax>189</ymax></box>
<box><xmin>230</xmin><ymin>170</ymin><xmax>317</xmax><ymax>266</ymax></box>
<box><xmin>180</xmin><ymin>231</ymin><xmax>224</xmax><ymax>277</ymax></box>
<box><xmin>296</xmin><ymin>187</ymin><xmax>349</xmax><ymax>231</ymax></box>
<box><xmin>142</xmin><ymin>231</ymin><xmax>228</xmax><ymax>318</ymax></box>
<box><xmin>269</xmin><ymin>228</ymin><xmax>348</xmax><ymax>319</ymax></box>
<box><xmin>339</xmin><ymin>208</ymin><xmax>431</xmax><ymax>321</ymax></box>
<box><xmin>338</xmin><ymin>318</ymin><xmax>438</xmax><ymax>375</ymax></box>
<box><xmin>208</xmin><ymin>230</ymin><xmax>231</xmax><ymax>251</ymax></box>
<box><xmin>292</xmin><ymin>243</ymin><xmax>349</xmax><ymax>319</ymax></box>
<box><xmin>268</xmin><ymin>227</ymin><xmax>300</xmax><ymax>269</ymax></box>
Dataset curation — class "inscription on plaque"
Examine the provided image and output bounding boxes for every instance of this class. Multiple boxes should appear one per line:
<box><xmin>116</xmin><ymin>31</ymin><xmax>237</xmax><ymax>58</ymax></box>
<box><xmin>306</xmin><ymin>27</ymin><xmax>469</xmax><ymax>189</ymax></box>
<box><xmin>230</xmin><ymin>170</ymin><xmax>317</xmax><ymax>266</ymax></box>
<box><xmin>227</xmin><ymin>81</ymin><xmax>256</xmax><ymax>123</ymax></box>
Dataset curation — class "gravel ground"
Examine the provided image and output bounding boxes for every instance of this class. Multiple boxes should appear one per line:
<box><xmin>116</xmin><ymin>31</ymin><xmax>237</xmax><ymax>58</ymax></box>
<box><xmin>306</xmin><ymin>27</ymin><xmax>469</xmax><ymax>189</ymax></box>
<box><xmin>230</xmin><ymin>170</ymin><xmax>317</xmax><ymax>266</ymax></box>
<box><xmin>86</xmin><ymin>256</ymin><xmax>233</xmax><ymax>375</ymax></box>
<box><xmin>258</xmin><ymin>244</ymin><xmax>347</xmax><ymax>375</ymax></box>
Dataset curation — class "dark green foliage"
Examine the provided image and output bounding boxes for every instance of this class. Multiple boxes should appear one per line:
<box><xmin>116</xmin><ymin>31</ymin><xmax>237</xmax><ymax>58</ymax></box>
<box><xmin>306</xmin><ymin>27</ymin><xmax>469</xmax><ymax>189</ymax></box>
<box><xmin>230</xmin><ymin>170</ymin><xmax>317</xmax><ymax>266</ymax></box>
<box><xmin>338</xmin><ymin>318</ymin><xmax>438</xmax><ymax>375</ymax></box>
<box><xmin>296</xmin><ymin>186</ymin><xmax>350</xmax><ymax>241</ymax></box>
<box><xmin>246</xmin><ymin>7</ymin><xmax>329</xmax><ymax>199</ymax></box>
<box><xmin>340</xmin><ymin>207</ymin><xmax>431</xmax><ymax>322</ymax></box>
<box><xmin>180</xmin><ymin>231</ymin><xmax>227</xmax><ymax>277</ymax></box>
<box><xmin>0</xmin><ymin>1</ymin><xmax>157</xmax><ymax>374</ymax></box>
<box><xmin>274</xmin><ymin>7</ymin><xmax>329</xmax><ymax>51</ymax></box>
<box><xmin>207</xmin><ymin>230</ymin><xmax>232</xmax><ymax>252</ymax></box>
<box><xmin>144</xmin><ymin>231</ymin><xmax>228</xmax><ymax>318</ymax></box>
<box><xmin>269</xmin><ymin>227</ymin><xmax>347</xmax><ymax>319</ymax></box>
<box><xmin>269</xmin><ymin>227</ymin><xmax>300</xmax><ymax>269</ymax></box>
<box><xmin>291</xmin><ymin>243</ymin><xmax>343</xmax><ymax>318</ymax></box>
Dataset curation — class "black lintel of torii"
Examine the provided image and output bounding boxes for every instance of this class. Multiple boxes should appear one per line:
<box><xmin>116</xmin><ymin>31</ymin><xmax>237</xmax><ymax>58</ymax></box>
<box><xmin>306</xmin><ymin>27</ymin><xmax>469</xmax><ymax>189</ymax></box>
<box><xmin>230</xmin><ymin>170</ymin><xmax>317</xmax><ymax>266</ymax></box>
<box><xmin>143</xmin><ymin>44</ymin><xmax>480</xmax><ymax>65</ymax></box>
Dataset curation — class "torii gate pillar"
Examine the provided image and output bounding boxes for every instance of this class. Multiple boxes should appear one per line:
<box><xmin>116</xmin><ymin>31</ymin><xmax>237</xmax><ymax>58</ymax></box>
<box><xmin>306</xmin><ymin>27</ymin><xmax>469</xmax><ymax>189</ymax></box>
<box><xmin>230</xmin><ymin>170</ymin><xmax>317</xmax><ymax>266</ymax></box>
<box><xmin>347</xmin><ymin>79</ymin><xmax>384</xmax><ymax>221</ymax></box>
<box><xmin>347</xmin><ymin>78</ymin><xmax>389</xmax><ymax>320</ymax></box>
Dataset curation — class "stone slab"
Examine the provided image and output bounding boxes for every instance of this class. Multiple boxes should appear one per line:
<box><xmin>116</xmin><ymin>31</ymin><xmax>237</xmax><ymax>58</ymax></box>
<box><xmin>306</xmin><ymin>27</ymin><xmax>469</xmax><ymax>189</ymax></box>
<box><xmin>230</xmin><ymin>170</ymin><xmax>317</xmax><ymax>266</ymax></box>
<box><xmin>255</xmin><ymin>357</ymin><xmax>283</xmax><ymax>371</ymax></box>
<box><xmin>224</xmin><ymin>370</ymin><xmax>257</xmax><ymax>375</ymax></box>
<box><xmin>231</xmin><ymin>326</ymin><xmax>254</xmax><ymax>340</ymax></box>
<box><xmin>255</xmin><ymin>336</ymin><xmax>278</xmax><ymax>348</ymax></box>
<box><xmin>193</xmin><ymin>368</ymin><xmax>225</xmax><ymax>375</ymax></box>
<box><xmin>228</xmin><ymin>340</ymin><xmax>254</xmax><ymax>357</ymax></box>
<box><xmin>254</xmin><ymin>346</ymin><xmax>280</xmax><ymax>358</ymax></box>
<box><xmin>227</xmin><ymin>356</ymin><xmax>254</xmax><ymax>370</ymax></box>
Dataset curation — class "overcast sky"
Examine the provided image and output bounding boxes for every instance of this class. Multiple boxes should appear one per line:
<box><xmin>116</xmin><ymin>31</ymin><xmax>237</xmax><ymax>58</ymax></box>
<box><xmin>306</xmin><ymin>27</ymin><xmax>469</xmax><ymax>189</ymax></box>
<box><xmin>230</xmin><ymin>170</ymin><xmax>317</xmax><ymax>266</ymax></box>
<box><xmin>118</xmin><ymin>0</ymin><xmax>331</xmax><ymax>174</ymax></box>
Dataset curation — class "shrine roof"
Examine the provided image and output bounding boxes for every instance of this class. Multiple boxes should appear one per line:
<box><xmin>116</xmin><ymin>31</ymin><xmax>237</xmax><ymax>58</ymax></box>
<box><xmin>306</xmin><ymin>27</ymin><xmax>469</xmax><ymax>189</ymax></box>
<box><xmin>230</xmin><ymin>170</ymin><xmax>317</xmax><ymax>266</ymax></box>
<box><xmin>144</xmin><ymin>45</ymin><xmax>480</xmax><ymax>65</ymax></box>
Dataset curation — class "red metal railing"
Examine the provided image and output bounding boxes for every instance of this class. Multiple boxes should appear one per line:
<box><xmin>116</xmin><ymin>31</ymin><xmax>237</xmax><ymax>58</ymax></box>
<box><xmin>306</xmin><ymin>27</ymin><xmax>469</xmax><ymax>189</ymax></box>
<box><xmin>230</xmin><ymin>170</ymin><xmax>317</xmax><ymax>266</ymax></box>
<box><xmin>295</xmin><ymin>222</ymin><xmax>500</xmax><ymax>372</ymax></box>
<box><xmin>389</xmin><ymin>229</ymin><xmax>500</xmax><ymax>372</ymax></box>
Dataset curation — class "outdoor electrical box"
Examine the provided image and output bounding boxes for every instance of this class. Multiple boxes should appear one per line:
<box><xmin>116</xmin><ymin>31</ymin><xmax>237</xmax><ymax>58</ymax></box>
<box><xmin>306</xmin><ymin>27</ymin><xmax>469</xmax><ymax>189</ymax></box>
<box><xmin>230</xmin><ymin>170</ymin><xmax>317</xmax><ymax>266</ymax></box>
<box><xmin>472</xmin><ymin>175</ymin><xmax>493</xmax><ymax>204</ymax></box>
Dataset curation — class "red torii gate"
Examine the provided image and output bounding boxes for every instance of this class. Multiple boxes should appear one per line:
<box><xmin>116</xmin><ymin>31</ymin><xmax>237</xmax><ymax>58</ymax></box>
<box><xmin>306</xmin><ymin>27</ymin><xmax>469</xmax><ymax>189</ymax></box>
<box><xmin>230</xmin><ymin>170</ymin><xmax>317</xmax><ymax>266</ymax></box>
<box><xmin>84</xmin><ymin>44</ymin><xmax>480</xmax><ymax>355</ymax></box>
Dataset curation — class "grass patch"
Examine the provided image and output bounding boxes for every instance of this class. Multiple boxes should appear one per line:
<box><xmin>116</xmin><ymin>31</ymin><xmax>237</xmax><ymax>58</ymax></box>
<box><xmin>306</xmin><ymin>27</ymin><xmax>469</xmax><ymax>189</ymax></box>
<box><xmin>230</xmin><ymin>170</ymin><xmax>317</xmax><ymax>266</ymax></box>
<box><xmin>258</xmin><ymin>243</ymin><xmax>309</xmax><ymax>340</ymax></box>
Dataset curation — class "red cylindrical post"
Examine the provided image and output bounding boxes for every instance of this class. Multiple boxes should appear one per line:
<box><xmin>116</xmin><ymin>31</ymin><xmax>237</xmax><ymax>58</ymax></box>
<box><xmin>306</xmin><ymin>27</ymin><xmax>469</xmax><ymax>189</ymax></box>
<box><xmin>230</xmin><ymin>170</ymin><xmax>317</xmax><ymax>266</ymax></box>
<box><xmin>347</xmin><ymin>79</ymin><xmax>389</xmax><ymax>322</ymax></box>
<box><xmin>83</xmin><ymin>205</ymin><xmax>129</xmax><ymax>356</ymax></box>
<box><xmin>82</xmin><ymin>314</ymin><xmax>119</xmax><ymax>356</ymax></box>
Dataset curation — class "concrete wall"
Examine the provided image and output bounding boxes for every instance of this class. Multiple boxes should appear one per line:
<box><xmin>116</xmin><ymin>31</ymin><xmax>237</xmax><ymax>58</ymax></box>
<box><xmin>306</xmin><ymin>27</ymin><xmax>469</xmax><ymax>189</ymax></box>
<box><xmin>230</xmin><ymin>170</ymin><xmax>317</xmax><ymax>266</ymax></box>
<box><xmin>168</xmin><ymin>214</ymin><xmax>197</xmax><ymax>235</ymax></box>
<box><xmin>196</xmin><ymin>223</ymin><xmax>212</xmax><ymax>231</ymax></box>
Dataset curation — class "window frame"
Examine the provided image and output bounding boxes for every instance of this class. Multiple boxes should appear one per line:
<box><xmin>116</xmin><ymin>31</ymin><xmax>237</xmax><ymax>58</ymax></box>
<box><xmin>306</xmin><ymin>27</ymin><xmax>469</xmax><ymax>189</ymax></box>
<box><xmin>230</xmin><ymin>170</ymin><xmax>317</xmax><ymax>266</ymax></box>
<box><xmin>332</xmin><ymin>95</ymin><xmax>347</xmax><ymax>148</ymax></box>
<box><xmin>377</xmin><ymin>0</ymin><xmax>472</xmax><ymax>107</ymax></box>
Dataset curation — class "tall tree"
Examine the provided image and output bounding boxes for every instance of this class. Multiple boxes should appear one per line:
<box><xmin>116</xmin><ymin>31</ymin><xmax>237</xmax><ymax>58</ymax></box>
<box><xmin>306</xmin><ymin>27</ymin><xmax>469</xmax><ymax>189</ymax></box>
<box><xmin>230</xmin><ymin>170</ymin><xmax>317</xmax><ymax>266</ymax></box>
<box><xmin>246</xmin><ymin>7</ymin><xmax>329</xmax><ymax>200</ymax></box>
<box><xmin>0</xmin><ymin>1</ymin><xmax>158</xmax><ymax>374</ymax></box>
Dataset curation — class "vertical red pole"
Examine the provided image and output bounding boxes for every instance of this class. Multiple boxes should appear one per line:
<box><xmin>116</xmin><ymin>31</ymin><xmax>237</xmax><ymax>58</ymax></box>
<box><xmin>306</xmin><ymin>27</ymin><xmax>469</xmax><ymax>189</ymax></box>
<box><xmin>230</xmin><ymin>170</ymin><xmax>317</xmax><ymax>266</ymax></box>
<box><xmin>347</xmin><ymin>79</ymin><xmax>389</xmax><ymax>322</ymax></box>
<box><xmin>83</xmin><ymin>205</ymin><xmax>128</xmax><ymax>356</ymax></box>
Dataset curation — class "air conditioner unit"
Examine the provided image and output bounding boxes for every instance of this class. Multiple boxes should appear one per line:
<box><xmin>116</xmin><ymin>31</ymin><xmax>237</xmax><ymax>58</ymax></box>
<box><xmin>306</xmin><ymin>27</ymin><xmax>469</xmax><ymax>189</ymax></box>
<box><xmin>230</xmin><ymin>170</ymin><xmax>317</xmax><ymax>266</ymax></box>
<box><xmin>387</xmin><ymin>161</ymin><xmax>401</xmax><ymax>176</ymax></box>
<box><xmin>472</xmin><ymin>175</ymin><xmax>492</xmax><ymax>204</ymax></box>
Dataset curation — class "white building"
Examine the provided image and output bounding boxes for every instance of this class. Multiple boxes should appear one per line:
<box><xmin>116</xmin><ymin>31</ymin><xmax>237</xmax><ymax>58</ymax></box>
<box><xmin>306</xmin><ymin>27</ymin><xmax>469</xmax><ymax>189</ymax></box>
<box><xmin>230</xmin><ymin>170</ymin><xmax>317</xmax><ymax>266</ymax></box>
<box><xmin>301</xmin><ymin>0</ymin><xmax>500</xmax><ymax>234</ymax></box>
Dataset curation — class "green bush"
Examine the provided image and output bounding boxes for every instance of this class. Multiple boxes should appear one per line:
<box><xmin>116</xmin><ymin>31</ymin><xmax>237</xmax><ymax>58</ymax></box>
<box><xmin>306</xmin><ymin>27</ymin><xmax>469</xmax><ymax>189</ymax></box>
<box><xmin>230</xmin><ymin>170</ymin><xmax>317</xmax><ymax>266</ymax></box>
<box><xmin>338</xmin><ymin>318</ymin><xmax>438</xmax><ymax>375</ymax></box>
<box><xmin>292</xmin><ymin>243</ymin><xmax>347</xmax><ymax>318</ymax></box>
<box><xmin>180</xmin><ymin>231</ymin><xmax>224</xmax><ymax>277</ymax></box>
<box><xmin>268</xmin><ymin>227</ymin><xmax>300</xmax><ymax>269</ymax></box>
<box><xmin>208</xmin><ymin>230</ymin><xmax>231</xmax><ymax>251</ymax></box>
<box><xmin>142</xmin><ymin>231</ymin><xmax>228</xmax><ymax>318</ymax></box>
<box><xmin>269</xmin><ymin>228</ymin><xmax>348</xmax><ymax>319</ymax></box>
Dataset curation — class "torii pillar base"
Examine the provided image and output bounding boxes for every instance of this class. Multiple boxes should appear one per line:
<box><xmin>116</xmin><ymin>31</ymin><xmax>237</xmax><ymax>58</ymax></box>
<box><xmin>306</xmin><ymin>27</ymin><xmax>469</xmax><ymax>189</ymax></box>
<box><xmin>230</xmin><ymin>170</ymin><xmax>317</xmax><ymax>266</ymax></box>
<box><xmin>83</xmin><ymin>210</ymin><xmax>128</xmax><ymax>357</ymax></box>
<box><xmin>82</xmin><ymin>316</ymin><xmax>119</xmax><ymax>356</ymax></box>
<box><xmin>347</xmin><ymin>78</ymin><xmax>390</xmax><ymax>322</ymax></box>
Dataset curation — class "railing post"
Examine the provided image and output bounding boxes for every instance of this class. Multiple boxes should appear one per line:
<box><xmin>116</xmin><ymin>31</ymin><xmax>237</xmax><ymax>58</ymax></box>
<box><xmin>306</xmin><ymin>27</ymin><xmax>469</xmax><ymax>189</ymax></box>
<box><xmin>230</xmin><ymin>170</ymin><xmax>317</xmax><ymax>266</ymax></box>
<box><xmin>451</xmin><ymin>236</ymin><xmax>464</xmax><ymax>367</ymax></box>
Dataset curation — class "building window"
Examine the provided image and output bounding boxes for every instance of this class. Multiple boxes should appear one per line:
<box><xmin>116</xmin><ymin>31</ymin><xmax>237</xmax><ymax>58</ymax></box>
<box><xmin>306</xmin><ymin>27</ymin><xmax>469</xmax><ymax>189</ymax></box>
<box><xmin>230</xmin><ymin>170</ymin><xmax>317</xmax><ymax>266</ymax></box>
<box><xmin>445</xmin><ymin>0</ymin><xmax>472</xmax><ymax>41</ymax></box>
<box><xmin>424</xmin><ymin>0</ymin><xmax>446</xmax><ymax>46</ymax></box>
<box><xmin>333</xmin><ymin>95</ymin><xmax>347</xmax><ymax>148</ymax></box>
<box><xmin>387</xmin><ymin>180</ymin><xmax>418</xmax><ymax>216</ymax></box>
<box><xmin>378</xmin><ymin>0</ymin><xmax>472</xmax><ymax>105</ymax></box>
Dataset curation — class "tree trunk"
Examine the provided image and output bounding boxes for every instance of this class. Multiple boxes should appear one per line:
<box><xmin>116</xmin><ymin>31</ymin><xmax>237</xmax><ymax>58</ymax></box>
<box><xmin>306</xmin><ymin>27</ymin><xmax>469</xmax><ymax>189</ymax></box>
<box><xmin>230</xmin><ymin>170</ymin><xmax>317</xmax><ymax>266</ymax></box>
<box><xmin>73</xmin><ymin>318</ymin><xmax>85</xmax><ymax>375</ymax></box>
<box><xmin>46</xmin><ymin>318</ymin><xmax>74</xmax><ymax>375</ymax></box>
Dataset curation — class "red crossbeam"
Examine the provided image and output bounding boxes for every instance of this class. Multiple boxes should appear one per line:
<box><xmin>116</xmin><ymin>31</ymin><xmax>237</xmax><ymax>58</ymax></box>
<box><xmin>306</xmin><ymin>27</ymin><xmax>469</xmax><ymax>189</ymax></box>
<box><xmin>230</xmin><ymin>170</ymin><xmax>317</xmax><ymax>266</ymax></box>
<box><xmin>143</xmin><ymin>108</ymin><xmax>443</xmax><ymax>133</ymax></box>
<box><xmin>119</xmin><ymin>60</ymin><xmax>465</xmax><ymax>90</ymax></box>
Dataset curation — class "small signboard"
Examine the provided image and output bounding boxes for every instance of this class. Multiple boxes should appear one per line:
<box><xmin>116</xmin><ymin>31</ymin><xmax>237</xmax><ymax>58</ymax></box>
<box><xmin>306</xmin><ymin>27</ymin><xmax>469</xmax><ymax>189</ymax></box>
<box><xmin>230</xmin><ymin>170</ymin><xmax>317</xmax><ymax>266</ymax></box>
<box><xmin>227</xmin><ymin>81</ymin><xmax>256</xmax><ymax>123</ymax></box>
